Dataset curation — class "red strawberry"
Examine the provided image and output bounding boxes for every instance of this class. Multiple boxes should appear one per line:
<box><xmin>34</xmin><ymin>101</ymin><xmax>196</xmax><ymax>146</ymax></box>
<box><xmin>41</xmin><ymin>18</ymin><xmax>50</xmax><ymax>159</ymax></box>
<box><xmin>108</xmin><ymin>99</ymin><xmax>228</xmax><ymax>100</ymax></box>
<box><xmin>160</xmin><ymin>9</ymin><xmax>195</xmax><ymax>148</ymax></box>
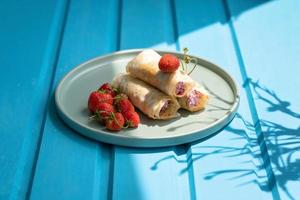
<box><xmin>115</xmin><ymin>96</ymin><xmax>135</xmax><ymax>115</ymax></box>
<box><xmin>95</xmin><ymin>103</ymin><xmax>115</xmax><ymax>119</ymax></box>
<box><xmin>88</xmin><ymin>91</ymin><xmax>102</xmax><ymax>113</ymax></box>
<box><xmin>105</xmin><ymin>112</ymin><xmax>125</xmax><ymax>131</ymax></box>
<box><xmin>158</xmin><ymin>54</ymin><xmax>180</xmax><ymax>73</ymax></box>
<box><xmin>124</xmin><ymin>111</ymin><xmax>140</xmax><ymax>128</ymax></box>
<box><xmin>99</xmin><ymin>83</ymin><xmax>116</xmax><ymax>97</ymax></box>
<box><xmin>88</xmin><ymin>91</ymin><xmax>113</xmax><ymax>113</ymax></box>
<box><xmin>99</xmin><ymin>83</ymin><xmax>111</xmax><ymax>91</ymax></box>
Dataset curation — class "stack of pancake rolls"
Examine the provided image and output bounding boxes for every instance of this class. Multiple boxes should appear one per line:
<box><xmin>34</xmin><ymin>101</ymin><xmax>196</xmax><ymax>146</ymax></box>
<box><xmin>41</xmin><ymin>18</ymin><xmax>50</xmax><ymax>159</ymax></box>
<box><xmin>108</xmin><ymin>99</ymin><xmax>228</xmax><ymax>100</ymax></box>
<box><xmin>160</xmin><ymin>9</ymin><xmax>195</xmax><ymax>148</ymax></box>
<box><xmin>112</xmin><ymin>49</ymin><xmax>209</xmax><ymax>120</ymax></box>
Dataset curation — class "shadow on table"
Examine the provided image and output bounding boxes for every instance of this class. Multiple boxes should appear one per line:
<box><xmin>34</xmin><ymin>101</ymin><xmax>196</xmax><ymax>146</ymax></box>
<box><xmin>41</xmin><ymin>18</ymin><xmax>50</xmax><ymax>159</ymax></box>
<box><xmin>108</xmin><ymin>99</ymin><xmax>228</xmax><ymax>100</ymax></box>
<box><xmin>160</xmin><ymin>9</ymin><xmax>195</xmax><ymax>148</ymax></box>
<box><xmin>123</xmin><ymin>0</ymin><xmax>274</xmax><ymax>48</ymax></box>
<box><xmin>151</xmin><ymin>80</ymin><xmax>300</xmax><ymax>200</ymax></box>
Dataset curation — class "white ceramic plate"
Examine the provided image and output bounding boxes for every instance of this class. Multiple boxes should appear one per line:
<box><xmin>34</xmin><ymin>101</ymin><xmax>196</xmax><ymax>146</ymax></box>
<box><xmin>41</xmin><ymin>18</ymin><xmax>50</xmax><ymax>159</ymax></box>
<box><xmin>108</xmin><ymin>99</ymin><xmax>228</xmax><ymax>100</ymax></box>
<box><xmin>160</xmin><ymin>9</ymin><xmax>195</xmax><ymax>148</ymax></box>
<box><xmin>55</xmin><ymin>49</ymin><xmax>239</xmax><ymax>147</ymax></box>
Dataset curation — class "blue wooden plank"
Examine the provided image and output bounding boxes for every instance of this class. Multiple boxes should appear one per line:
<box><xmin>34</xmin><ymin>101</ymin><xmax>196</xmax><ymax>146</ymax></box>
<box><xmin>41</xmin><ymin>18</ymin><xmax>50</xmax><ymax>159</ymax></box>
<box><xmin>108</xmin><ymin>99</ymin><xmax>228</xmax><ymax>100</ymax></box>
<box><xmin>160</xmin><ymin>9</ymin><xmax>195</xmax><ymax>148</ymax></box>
<box><xmin>112</xmin><ymin>0</ymin><xmax>192</xmax><ymax>199</ymax></box>
<box><xmin>0</xmin><ymin>0</ymin><xmax>68</xmax><ymax>199</ymax></box>
<box><xmin>29</xmin><ymin>0</ymin><xmax>120</xmax><ymax>199</ymax></box>
<box><xmin>113</xmin><ymin>147</ymin><xmax>193</xmax><ymax>200</ymax></box>
<box><xmin>227</xmin><ymin>0</ymin><xmax>300</xmax><ymax>199</ymax></box>
<box><xmin>120</xmin><ymin>0</ymin><xmax>177</xmax><ymax>49</ymax></box>
<box><xmin>175</xmin><ymin>0</ymin><xmax>274</xmax><ymax>199</ymax></box>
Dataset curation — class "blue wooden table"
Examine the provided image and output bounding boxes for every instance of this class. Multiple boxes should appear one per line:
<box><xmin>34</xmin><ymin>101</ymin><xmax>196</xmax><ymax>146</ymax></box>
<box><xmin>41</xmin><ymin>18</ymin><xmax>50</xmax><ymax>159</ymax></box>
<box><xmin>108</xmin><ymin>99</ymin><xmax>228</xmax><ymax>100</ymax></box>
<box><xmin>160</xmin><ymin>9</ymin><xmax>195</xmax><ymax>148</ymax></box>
<box><xmin>1</xmin><ymin>0</ymin><xmax>299</xmax><ymax>199</ymax></box>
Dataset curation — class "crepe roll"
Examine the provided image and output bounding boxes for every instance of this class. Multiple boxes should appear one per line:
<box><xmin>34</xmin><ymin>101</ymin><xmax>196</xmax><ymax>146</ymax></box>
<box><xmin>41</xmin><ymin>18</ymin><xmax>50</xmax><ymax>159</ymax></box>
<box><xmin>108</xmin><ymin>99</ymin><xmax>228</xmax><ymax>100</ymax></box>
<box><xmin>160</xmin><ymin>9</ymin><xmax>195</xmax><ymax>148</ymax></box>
<box><xmin>112</xmin><ymin>74</ymin><xmax>180</xmax><ymax>120</ymax></box>
<box><xmin>177</xmin><ymin>84</ymin><xmax>209</xmax><ymax>112</ymax></box>
<box><xmin>126</xmin><ymin>49</ymin><xmax>195</xmax><ymax>97</ymax></box>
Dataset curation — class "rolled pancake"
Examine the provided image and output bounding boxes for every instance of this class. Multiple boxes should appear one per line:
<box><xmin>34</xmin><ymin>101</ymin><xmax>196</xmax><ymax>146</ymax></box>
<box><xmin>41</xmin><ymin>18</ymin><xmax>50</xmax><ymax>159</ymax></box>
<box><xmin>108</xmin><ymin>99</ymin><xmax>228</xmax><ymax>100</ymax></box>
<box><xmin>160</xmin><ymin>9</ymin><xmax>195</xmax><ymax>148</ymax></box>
<box><xmin>112</xmin><ymin>74</ymin><xmax>180</xmax><ymax>120</ymax></box>
<box><xmin>126</xmin><ymin>49</ymin><xmax>195</xmax><ymax>97</ymax></box>
<box><xmin>177</xmin><ymin>83</ymin><xmax>209</xmax><ymax>112</ymax></box>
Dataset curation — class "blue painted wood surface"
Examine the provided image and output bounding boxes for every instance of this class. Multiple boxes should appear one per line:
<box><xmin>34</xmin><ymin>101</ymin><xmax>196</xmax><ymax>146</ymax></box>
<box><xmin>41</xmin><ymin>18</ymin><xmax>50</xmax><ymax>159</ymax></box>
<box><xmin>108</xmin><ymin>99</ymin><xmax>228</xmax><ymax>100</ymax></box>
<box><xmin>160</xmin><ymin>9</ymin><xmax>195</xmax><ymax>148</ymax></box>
<box><xmin>0</xmin><ymin>0</ymin><xmax>299</xmax><ymax>199</ymax></box>
<box><xmin>227</xmin><ymin>1</ymin><xmax>300</xmax><ymax>199</ymax></box>
<box><xmin>29</xmin><ymin>0</ymin><xmax>119</xmax><ymax>199</ymax></box>
<box><xmin>0</xmin><ymin>0</ymin><xmax>69</xmax><ymax>198</ymax></box>
<box><xmin>174</xmin><ymin>0</ymin><xmax>272</xmax><ymax>199</ymax></box>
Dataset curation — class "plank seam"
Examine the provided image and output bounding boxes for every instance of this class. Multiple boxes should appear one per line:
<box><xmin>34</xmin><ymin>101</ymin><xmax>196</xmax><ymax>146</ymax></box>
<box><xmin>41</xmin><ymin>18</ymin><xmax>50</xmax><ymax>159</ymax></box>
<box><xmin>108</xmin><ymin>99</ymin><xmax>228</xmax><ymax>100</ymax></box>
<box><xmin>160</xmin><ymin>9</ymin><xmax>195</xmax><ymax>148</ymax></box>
<box><xmin>25</xmin><ymin>0</ymin><xmax>71</xmax><ymax>198</ymax></box>
<box><xmin>106</xmin><ymin>0</ymin><xmax>123</xmax><ymax>199</ymax></box>
<box><xmin>116</xmin><ymin>0</ymin><xmax>123</xmax><ymax>51</ymax></box>
<box><xmin>170</xmin><ymin>0</ymin><xmax>180</xmax><ymax>51</ymax></box>
<box><xmin>222</xmin><ymin>0</ymin><xmax>280</xmax><ymax>199</ymax></box>
<box><xmin>106</xmin><ymin>145</ymin><xmax>115</xmax><ymax>200</ymax></box>
<box><xmin>170</xmin><ymin>1</ymin><xmax>197</xmax><ymax>199</ymax></box>
<box><xmin>185</xmin><ymin>144</ymin><xmax>197</xmax><ymax>200</ymax></box>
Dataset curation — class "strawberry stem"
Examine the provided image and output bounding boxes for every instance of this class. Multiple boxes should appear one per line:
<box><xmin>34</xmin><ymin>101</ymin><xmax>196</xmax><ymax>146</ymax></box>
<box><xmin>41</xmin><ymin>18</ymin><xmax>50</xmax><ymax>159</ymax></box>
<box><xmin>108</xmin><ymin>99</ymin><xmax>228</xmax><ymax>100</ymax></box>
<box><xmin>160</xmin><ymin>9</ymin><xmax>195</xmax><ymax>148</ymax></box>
<box><xmin>89</xmin><ymin>110</ymin><xmax>112</xmax><ymax>121</ymax></box>
<box><xmin>89</xmin><ymin>110</ymin><xmax>101</xmax><ymax>120</ymax></box>
<box><xmin>112</xmin><ymin>87</ymin><xmax>120</xmax><ymax>94</ymax></box>
<box><xmin>89</xmin><ymin>115</ymin><xmax>97</xmax><ymax>120</ymax></box>
<box><xmin>123</xmin><ymin>123</ymin><xmax>130</xmax><ymax>128</ymax></box>
<box><xmin>111</xmin><ymin>112</ymin><xmax>122</xmax><ymax>128</ymax></box>
<box><xmin>97</xmin><ymin>89</ymin><xmax>106</xmax><ymax>93</ymax></box>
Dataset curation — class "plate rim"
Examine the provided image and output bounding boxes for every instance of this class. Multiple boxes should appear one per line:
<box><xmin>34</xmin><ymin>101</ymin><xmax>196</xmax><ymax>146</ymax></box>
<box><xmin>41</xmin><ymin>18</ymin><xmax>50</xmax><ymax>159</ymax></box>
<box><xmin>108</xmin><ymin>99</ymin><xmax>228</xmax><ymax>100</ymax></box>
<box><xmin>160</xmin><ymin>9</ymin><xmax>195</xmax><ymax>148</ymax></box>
<box><xmin>55</xmin><ymin>49</ymin><xmax>240</xmax><ymax>147</ymax></box>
